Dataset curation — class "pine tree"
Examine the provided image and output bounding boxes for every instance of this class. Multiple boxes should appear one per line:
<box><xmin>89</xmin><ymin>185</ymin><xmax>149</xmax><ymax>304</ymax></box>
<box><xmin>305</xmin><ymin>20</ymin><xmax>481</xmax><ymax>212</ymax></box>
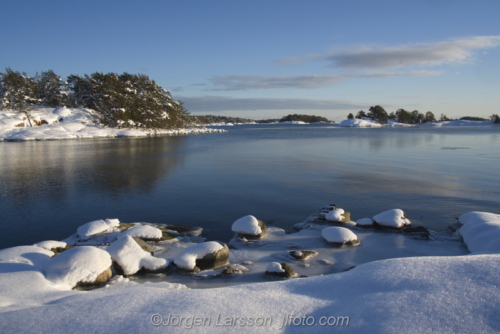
<box><xmin>34</xmin><ymin>70</ymin><xmax>68</xmax><ymax>107</ymax></box>
<box><xmin>0</xmin><ymin>68</ymin><xmax>39</xmax><ymax>126</ymax></box>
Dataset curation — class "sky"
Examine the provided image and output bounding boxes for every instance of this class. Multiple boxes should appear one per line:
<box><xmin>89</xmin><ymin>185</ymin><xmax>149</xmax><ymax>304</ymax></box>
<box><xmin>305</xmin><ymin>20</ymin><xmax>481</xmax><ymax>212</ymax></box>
<box><xmin>1</xmin><ymin>0</ymin><xmax>499</xmax><ymax>122</ymax></box>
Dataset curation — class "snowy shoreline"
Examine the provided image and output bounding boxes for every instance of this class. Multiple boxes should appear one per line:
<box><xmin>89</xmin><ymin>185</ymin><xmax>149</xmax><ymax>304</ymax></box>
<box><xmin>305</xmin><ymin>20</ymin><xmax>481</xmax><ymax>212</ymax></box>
<box><xmin>1</xmin><ymin>208</ymin><xmax>499</xmax><ymax>333</ymax></box>
<box><xmin>0</xmin><ymin>107</ymin><xmax>225</xmax><ymax>142</ymax></box>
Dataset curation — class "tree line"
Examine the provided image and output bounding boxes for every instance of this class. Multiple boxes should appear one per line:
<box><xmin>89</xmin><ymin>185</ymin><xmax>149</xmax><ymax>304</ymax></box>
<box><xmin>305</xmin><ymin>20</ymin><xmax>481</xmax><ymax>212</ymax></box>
<box><xmin>0</xmin><ymin>68</ymin><xmax>190</xmax><ymax>128</ymax></box>
<box><xmin>347</xmin><ymin>106</ymin><xmax>500</xmax><ymax>124</ymax></box>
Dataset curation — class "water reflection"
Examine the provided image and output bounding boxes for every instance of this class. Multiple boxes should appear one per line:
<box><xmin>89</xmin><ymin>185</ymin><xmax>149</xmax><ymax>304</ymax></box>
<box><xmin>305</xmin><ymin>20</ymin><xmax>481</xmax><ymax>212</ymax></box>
<box><xmin>0</xmin><ymin>137</ymin><xmax>186</xmax><ymax>206</ymax></box>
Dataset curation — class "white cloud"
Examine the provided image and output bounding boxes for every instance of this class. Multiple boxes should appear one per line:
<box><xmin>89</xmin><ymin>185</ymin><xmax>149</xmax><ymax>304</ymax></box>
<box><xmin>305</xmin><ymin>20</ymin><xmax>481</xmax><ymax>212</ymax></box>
<box><xmin>207</xmin><ymin>70</ymin><xmax>441</xmax><ymax>91</ymax></box>
<box><xmin>209</xmin><ymin>75</ymin><xmax>346</xmax><ymax>90</ymax></box>
<box><xmin>178</xmin><ymin>96</ymin><xmax>367</xmax><ymax>113</ymax></box>
<box><xmin>318</xmin><ymin>36</ymin><xmax>500</xmax><ymax>69</ymax></box>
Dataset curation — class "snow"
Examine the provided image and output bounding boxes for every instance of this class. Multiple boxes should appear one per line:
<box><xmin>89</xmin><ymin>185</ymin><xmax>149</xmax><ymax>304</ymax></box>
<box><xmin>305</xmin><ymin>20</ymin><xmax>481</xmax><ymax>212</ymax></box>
<box><xmin>339</xmin><ymin>118</ymin><xmax>382</xmax><ymax>127</ymax></box>
<box><xmin>231</xmin><ymin>215</ymin><xmax>262</xmax><ymax>235</ymax></box>
<box><xmin>33</xmin><ymin>240</ymin><xmax>67</xmax><ymax>250</ymax></box>
<box><xmin>118</xmin><ymin>225</ymin><xmax>163</xmax><ymax>240</ymax></box>
<box><xmin>43</xmin><ymin>246</ymin><xmax>112</xmax><ymax>289</ymax></box>
<box><xmin>2</xmin><ymin>210</ymin><xmax>500</xmax><ymax>333</ymax></box>
<box><xmin>266</xmin><ymin>262</ymin><xmax>285</xmax><ymax>273</ymax></box>
<box><xmin>278</xmin><ymin>121</ymin><xmax>307</xmax><ymax>124</ymax></box>
<box><xmin>106</xmin><ymin>236</ymin><xmax>168</xmax><ymax>275</ymax></box>
<box><xmin>321</xmin><ymin>226</ymin><xmax>359</xmax><ymax>244</ymax></box>
<box><xmin>458</xmin><ymin>212</ymin><xmax>500</xmax><ymax>253</ymax></box>
<box><xmin>372</xmin><ymin>209</ymin><xmax>411</xmax><ymax>228</ymax></box>
<box><xmin>174</xmin><ymin>241</ymin><xmax>224</xmax><ymax>270</ymax></box>
<box><xmin>356</xmin><ymin>218</ymin><xmax>374</xmax><ymax>226</ymax></box>
<box><xmin>77</xmin><ymin>218</ymin><xmax>119</xmax><ymax>238</ymax></box>
<box><xmin>325</xmin><ymin>208</ymin><xmax>345</xmax><ymax>222</ymax></box>
<box><xmin>0</xmin><ymin>106</ymin><xmax>225</xmax><ymax>141</ymax></box>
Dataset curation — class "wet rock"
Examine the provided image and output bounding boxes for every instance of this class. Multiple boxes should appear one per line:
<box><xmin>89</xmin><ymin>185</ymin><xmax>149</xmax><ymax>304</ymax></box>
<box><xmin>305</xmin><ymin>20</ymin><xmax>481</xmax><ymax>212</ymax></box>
<box><xmin>402</xmin><ymin>226</ymin><xmax>430</xmax><ymax>238</ymax></box>
<box><xmin>162</xmin><ymin>224</ymin><xmax>203</xmax><ymax>237</ymax></box>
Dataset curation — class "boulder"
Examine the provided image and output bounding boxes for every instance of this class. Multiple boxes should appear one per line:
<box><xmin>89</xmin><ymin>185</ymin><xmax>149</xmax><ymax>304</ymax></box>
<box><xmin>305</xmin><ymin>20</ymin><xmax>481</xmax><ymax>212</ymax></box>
<box><xmin>288</xmin><ymin>250</ymin><xmax>318</xmax><ymax>261</ymax></box>
<box><xmin>265</xmin><ymin>262</ymin><xmax>296</xmax><ymax>279</ymax></box>
<box><xmin>174</xmin><ymin>242</ymin><xmax>229</xmax><ymax>272</ymax></box>
<box><xmin>232</xmin><ymin>215</ymin><xmax>267</xmax><ymax>239</ymax></box>
<box><xmin>373</xmin><ymin>209</ymin><xmax>411</xmax><ymax>229</ymax></box>
<box><xmin>43</xmin><ymin>246</ymin><xmax>113</xmax><ymax>288</ymax></box>
<box><xmin>322</xmin><ymin>226</ymin><xmax>360</xmax><ymax>246</ymax></box>
<box><xmin>325</xmin><ymin>209</ymin><xmax>351</xmax><ymax>223</ymax></box>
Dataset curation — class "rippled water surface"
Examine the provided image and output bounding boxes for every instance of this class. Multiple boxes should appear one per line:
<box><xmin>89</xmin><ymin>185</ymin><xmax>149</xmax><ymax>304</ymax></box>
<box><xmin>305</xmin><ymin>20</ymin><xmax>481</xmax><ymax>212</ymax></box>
<box><xmin>1</xmin><ymin>124</ymin><xmax>499</xmax><ymax>248</ymax></box>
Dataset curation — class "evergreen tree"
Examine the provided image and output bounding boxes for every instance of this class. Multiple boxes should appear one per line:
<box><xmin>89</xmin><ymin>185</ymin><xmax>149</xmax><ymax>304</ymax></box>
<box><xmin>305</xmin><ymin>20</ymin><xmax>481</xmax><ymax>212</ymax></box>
<box><xmin>347</xmin><ymin>113</ymin><xmax>354</xmax><ymax>119</ymax></box>
<box><xmin>0</xmin><ymin>68</ymin><xmax>39</xmax><ymax>126</ymax></box>
<box><xmin>368</xmin><ymin>105</ymin><xmax>388</xmax><ymax>124</ymax></box>
<box><xmin>355</xmin><ymin>110</ymin><xmax>367</xmax><ymax>119</ymax></box>
<box><xmin>424</xmin><ymin>111</ymin><xmax>436</xmax><ymax>123</ymax></box>
<box><xmin>395</xmin><ymin>109</ymin><xmax>412</xmax><ymax>123</ymax></box>
<box><xmin>490</xmin><ymin>114</ymin><xmax>500</xmax><ymax>124</ymax></box>
<box><xmin>34</xmin><ymin>70</ymin><xmax>68</xmax><ymax>107</ymax></box>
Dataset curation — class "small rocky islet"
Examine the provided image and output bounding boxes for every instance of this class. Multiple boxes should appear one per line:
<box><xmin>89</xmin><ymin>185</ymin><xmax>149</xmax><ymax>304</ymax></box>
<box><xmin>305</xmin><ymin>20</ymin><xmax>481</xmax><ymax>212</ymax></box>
<box><xmin>25</xmin><ymin>204</ymin><xmax>476</xmax><ymax>289</ymax></box>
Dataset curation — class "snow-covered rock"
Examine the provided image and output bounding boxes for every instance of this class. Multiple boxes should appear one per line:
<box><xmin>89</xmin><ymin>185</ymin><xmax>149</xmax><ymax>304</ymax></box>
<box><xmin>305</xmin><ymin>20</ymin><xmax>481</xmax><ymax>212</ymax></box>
<box><xmin>232</xmin><ymin>215</ymin><xmax>267</xmax><ymax>238</ymax></box>
<box><xmin>458</xmin><ymin>212</ymin><xmax>500</xmax><ymax>253</ymax></box>
<box><xmin>43</xmin><ymin>246</ymin><xmax>112</xmax><ymax>288</ymax></box>
<box><xmin>339</xmin><ymin>119</ymin><xmax>382</xmax><ymax>127</ymax></box>
<box><xmin>174</xmin><ymin>241</ymin><xmax>229</xmax><ymax>271</ymax></box>
<box><xmin>372</xmin><ymin>209</ymin><xmax>411</xmax><ymax>228</ymax></box>
<box><xmin>356</xmin><ymin>218</ymin><xmax>374</xmax><ymax>227</ymax></box>
<box><xmin>76</xmin><ymin>219</ymin><xmax>120</xmax><ymax>238</ymax></box>
<box><xmin>33</xmin><ymin>240</ymin><xmax>67</xmax><ymax>251</ymax></box>
<box><xmin>322</xmin><ymin>226</ymin><xmax>360</xmax><ymax>245</ymax></box>
<box><xmin>118</xmin><ymin>225</ymin><xmax>163</xmax><ymax>241</ymax></box>
<box><xmin>265</xmin><ymin>262</ymin><xmax>296</xmax><ymax>278</ymax></box>
<box><xmin>106</xmin><ymin>236</ymin><xmax>168</xmax><ymax>275</ymax></box>
<box><xmin>266</xmin><ymin>262</ymin><xmax>285</xmax><ymax>273</ymax></box>
<box><xmin>325</xmin><ymin>208</ymin><xmax>351</xmax><ymax>223</ymax></box>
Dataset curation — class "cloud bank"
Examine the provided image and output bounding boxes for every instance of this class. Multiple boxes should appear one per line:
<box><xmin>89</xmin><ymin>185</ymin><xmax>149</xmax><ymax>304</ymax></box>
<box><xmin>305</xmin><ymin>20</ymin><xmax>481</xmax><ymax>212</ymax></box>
<box><xmin>178</xmin><ymin>96</ymin><xmax>367</xmax><ymax>113</ymax></box>
<box><xmin>316</xmin><ymin>36</ymin><xmax>500</xmax><ymax>69</ymax></box>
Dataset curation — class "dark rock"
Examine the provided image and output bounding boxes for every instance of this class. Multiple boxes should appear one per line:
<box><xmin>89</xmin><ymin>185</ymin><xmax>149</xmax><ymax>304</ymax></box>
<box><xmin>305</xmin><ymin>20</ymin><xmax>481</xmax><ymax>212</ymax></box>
<box><xmin>237</xmin><ymin>220</ymin><xmax>267</xmax><ymax>240</ymax></box>
<box><xmin>195</xmin><ymin>243</ymin><xmax>230</xmax><ymax>270</ymax></box>
<box><xmin>265</xmin><ymin>263</ymin><xmax>296</xmax><ymax>279</ymax></box>
<box><xmin>289</xmin><ymin>250</ymin><xmax>318</xmax><ymax>261</ymax></box>
<box><xmin>132</xmin><ymin>237</ymin><xmax>153</xmax><ymax>254</ymax></box>
<box><xmin>162</xmin><ymin>224</ymin><xmax>203</xmax><ymax>237</ymax></box>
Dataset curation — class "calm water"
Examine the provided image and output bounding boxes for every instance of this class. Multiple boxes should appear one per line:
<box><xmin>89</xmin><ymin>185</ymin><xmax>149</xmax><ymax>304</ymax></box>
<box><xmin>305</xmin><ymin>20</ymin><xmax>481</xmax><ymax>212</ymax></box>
<box><xmin>1</xmin><ymin>124</ymin><xmax>500</xmax><ymax>249</ymax></box>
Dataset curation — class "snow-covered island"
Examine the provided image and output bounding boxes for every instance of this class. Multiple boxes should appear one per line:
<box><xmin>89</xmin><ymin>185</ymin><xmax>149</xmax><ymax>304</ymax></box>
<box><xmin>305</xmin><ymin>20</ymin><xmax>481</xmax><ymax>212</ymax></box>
<box><xmin>1</xmin><ymin>207</ymin><xmax>499</xmax><ymax>333</ymax></box>
<box><xmin>0</xmin><ymin>107</ymin><xmax>225</xmax><ymax>141</ymax></box>
<box><xmin>339</xmin><ymin>118</ymin><xmax>496</xmax><ymax>127</ymax></box>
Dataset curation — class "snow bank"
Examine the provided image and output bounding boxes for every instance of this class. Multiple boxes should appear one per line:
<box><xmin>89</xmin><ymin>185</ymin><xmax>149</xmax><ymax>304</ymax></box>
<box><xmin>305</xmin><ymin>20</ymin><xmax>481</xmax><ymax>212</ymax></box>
<box><xmin>231</xmin><ymin>215</ymin><xmax>262</xmax><ymax>235</ymax></box>
<box><xmin>372</xmin><ymin>209</ymin><xmax>411</xmax><ymax>228</ymax></box>
<box><xmin>458</xmin><ymin>212</ymin><xmax>500</xmax><ymax>253</ymax></box>
<box><xmin>77</xmin><ymin>218</ymin><xmax>119</xmax><ymax>238</ymax></box>
<box><xmin>2</xmin><ymin>254</ymin><xmax>500</xmax><ymax>333</ymax></box>
<box><xmin>0</xmin><ymin>246</ymin><xmax>54</xmax><ymax>268</ymax></box>
<box><xmin>33</xmin><ymin>240</ymin><xmax>67</xmax><ymax>250</ymax></box>
<box><xmin>43</xmin><ymin>246</ymin><xmax>112</xmax><ymax>288</ymax></box>
<box><xmin>321</xmin><ymin>226</ymin><xmax>359</xmax><ymax>244</ymax></box>
<box><xmin>174</xmin><ymin>241</ymin><xmax>224</xmax><ymax>270</ymax></box>
<box><xmin>339</xmin><ymin>119</ymin><xmax>382</xmax><ymax>127</ymax></box>
<box><xmin>0</xmin><ymin>107</ymin><xmax>225</xmax><ymax>141</ymax></box>
<box><xmin>278</xmin><ymin>121</ymin><xmax>307</xmax><ymax>124</ymax></box>
<box><xmin>106</xmin><ymin>236</ymin><xmax>168</xmax><ymax>275</ymax></box>
<box><xmin>118</xmin><ymin>225</ymin><xmax>163</xmax><ymax>240</ymax></box>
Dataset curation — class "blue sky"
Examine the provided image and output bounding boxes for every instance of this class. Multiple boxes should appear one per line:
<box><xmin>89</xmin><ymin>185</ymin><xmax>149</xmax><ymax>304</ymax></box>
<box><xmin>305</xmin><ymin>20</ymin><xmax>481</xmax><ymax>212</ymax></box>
<box><xmin>1</xmin><ymin>0</ymin><xmax>499</xmax><ymax>121</ymax></box>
